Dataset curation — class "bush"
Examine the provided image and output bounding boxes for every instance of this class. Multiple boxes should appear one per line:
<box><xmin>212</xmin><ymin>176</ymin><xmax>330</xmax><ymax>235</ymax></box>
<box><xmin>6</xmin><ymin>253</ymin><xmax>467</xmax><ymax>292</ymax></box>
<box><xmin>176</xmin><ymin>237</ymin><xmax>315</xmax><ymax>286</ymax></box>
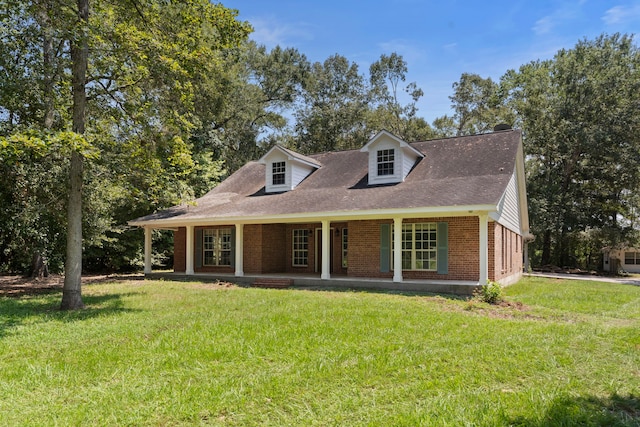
<box><xmin>475</xmin><ymin>280</ymin><xmax>504</xmax><ymax>304</ymax></box>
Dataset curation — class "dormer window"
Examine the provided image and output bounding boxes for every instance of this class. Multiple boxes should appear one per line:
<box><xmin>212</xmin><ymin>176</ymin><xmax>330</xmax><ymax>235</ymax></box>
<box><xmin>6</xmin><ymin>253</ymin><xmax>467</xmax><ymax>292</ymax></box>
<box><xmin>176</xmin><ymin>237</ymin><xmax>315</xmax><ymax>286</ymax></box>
<box><xmin>377</xmin><ymin>149</ymin><xmax>395</xmax><ymax>176</ymax></box>
<box><xmin>360</xmin><ymin>130</ymin><xmax>424</xmax><ymax>185</ymax></box>
<box><xmin>259</xmin><ymin>145</ymin><xmax>322</xmax><ymax>193</ymax></box>
<box><xmin>272</xmin><ymin>161</ymin><xmax>286</xmax><ymax>185</ymax></box>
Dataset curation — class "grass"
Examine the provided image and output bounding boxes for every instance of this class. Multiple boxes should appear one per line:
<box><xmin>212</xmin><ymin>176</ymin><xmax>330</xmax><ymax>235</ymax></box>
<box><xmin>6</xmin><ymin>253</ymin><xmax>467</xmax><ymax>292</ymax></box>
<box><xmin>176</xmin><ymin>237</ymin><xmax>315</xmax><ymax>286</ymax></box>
<box><xmin>0</xmin><ymin>276</ymin><xmax>638</xmax><ymax>426</ymax></box>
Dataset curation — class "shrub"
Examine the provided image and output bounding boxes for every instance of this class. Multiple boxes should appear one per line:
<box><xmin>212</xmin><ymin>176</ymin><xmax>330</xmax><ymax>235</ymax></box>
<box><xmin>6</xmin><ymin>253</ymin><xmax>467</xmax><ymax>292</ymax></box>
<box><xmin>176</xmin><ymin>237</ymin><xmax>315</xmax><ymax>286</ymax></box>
<box><xmin>475</xmin><ymin>280</ymin><xmax>504</xmax><ymax>304</ymax></box>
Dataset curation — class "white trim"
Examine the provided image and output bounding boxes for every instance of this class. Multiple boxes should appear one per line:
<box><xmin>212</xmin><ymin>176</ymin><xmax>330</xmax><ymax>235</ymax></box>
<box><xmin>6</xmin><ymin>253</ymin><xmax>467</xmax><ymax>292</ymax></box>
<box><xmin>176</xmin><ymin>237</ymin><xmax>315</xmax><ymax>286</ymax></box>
<box><xmin>321</xmin><ymin>220</ymin><xmax>330</xmax><ymax>280</ymax></box>
<box><xmin>129</xmin><ymin>204</ymin><xmax>498</xmax><ymax>228</ymax></box>
<box><xmin>235</xmin><ymin>223</ymin><xmax>244</xmax><ymax>277</ymax></box>
<box><xmin>186</xmin><ymin>225</ymin><xmax>194</xmax><ymax>275</ymax></box>
<box><xmin>292</xmin><ymin>228</ymin><xmax>309</xmax><ymax>267</ymax></box>
<box><xmin>393</xmin><ymin>217</ymin><xmax>402</xmax><ymax>282</ymax></box>
<box><xmin>258</xmin><ymin>145</ymin><xmax>322</xmax><ymax>169</ymax></box>
<box><xmin>479</xmin><ymin>214</ymin><xmax>488</xmax><ymax>285</ymax></box>
<box><xmin>144</xmin><ymin>227</ymin><xmax>152</xmax><ymax>274</ymax></box>
<box><xmin>360</xmin><ymin>129</ymin><xmax>424</xmax><ymax>158</ymax></box>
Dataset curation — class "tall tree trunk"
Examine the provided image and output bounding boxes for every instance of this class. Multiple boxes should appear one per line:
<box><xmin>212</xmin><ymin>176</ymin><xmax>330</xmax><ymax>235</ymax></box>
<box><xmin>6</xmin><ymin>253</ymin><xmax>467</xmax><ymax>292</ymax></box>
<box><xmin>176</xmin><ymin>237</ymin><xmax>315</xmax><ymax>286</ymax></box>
<box><xmin>61</xmin><ymin>0</ymin><xmax>89</xmax><ymax>310</ymax></box>
<box><xmin>37</xmin><ymin>1</ymin><xmax>55</xmax><ymax>129</ymax></box>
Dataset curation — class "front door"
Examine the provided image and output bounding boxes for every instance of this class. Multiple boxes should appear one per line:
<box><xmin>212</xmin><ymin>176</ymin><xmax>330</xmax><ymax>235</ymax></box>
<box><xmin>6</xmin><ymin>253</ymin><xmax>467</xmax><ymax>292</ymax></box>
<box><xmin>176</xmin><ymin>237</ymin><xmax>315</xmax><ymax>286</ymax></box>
<box><xmin>315</xmin><ymin>228</ymin><xmax>334</xmax><ymax>273</ymax></box>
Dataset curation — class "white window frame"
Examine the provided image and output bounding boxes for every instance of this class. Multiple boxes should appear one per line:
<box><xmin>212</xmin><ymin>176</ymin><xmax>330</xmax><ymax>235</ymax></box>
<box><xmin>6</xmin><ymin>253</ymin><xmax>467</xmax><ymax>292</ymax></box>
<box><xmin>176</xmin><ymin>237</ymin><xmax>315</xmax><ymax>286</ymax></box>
<box><xmin>203</xmin><ymin>228</ymin><xmax>232</xmax><ymax>266</ymax></box>
<box><xmin>342</xmin><ymin>228</ymin><xmax>348</xmax><ymax>268</ymax></box>
<box><xmin>292</xmin><ymin>229</ymin><xmax>309</xmax><ymax>267</ymax></box>
<box><xmin>377</xmin><ymin>148</ymin><xmax>395</xmax><ymax>176</ymax></box>
<box><xmin>272</xmin><ymin>161</ymin><xmax>286</xmax><ymax>186</ymax></box>
<box><xmin>394</xmin><ymin>223</ymin><xmax>437</xmax><ymax>271</ymax></box>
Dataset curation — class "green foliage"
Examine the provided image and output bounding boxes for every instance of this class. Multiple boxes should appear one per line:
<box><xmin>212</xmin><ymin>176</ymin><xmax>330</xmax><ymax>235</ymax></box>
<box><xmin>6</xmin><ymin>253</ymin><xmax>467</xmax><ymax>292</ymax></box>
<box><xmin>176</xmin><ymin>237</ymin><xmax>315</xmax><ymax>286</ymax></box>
<box><xmin>0</xmin><ymin>0</ymin><xmax>250</xmax><ymax>274</ymax></box>
<box><xmin>503</xmin><ymin>33</ymin><xmax>640</xmax><ymax>267</ymax></box>
<box><xmin>474</xmin><ymin>280</ymin><xmax>505</xmax><ymax>304</ymax></box>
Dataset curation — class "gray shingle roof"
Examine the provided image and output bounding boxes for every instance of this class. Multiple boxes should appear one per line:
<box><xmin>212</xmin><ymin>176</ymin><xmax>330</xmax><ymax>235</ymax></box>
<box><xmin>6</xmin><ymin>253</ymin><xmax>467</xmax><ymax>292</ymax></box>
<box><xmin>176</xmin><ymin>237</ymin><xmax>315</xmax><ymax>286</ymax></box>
<box><xmin>130</xmin><ymin>130</ymin><xmax>522</xmax><ymax>225</ymax></box>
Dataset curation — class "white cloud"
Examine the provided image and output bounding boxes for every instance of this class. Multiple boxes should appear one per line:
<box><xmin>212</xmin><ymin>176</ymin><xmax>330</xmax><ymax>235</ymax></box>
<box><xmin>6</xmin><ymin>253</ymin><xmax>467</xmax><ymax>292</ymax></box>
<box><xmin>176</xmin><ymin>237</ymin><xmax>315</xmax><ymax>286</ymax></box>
<box><xmin>531</xmin><ymin>2</ymin><xmax>588</xmax><ymax>36</ymax></box>
<box><xmin>533</xmin><ymin>16</ymin><xmax>554</xmax><ymax>35</ymax></box>
<box><xmin>247</xmin><ymin>16</ymin><xmax>315</xmax><ymax>49</ymax></box>
<box><xmin>602</xmin><ymin>4</ymin><xmax>640</xmax><ymax>25</ymax></box>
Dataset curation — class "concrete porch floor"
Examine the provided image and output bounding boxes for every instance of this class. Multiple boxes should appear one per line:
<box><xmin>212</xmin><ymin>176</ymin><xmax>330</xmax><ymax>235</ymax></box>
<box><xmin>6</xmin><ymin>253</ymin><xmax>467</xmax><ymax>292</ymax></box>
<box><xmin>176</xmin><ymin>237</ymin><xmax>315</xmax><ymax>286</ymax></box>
<box><xmin>145</xmin><ymin>272</ymin><xmax>480</xmax><ymax>296</ymax></box>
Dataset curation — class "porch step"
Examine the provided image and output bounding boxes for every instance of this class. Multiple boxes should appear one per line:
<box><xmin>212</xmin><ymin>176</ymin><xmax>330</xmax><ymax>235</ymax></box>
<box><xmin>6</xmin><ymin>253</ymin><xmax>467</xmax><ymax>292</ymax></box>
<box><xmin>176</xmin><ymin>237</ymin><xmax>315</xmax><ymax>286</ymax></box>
<box><xmin>251</xmin><ymin>278</ymin><xmax>294</xmax><ymax>289</ymax></box>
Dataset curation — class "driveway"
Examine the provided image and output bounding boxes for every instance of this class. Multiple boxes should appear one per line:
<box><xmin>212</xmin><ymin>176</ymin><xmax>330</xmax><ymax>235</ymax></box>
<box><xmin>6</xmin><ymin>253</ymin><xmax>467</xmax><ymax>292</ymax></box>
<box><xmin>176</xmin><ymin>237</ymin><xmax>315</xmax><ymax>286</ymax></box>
<box><xmin>526</xmin><ymin>272</ymin><xmax>640</xmax><ymax>286</ymax></box>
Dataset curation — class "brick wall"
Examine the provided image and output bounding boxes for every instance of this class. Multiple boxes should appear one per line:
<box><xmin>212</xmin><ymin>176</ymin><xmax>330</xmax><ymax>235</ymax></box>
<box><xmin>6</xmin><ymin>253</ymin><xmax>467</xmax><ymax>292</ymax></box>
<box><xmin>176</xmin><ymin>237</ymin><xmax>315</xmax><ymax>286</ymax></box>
<box><xmin>172</xmin><ymin>218</ymin><xmax>523</xmax><ymax>283</ymax></box>
<box><xmin>243</xmin><ymin>224</ymin><xmax>263</xmax><ymax>274</ymax></box>
<box><xmin>348</xmin><ymin>219</ymin><xmax>392</xmax><ymax>278</ymax></box>
<box><xmin>173</xmin><ymin>227</ymin><xmax>186</xmax><ymax>273</ymax></box>
<box><xmin>261</xmin><ymin>224</ymin><xmax>287</xmax><ymax>273</ymax></box>
<box><xmin>492</xmin><ymin>222</ymin><xmax>523</xmax><ymax>283</ymax></box>
<box><xmin>347</xmin><ymin>217</ymin><xmax>481</xmax><ymax>281</ymax></box>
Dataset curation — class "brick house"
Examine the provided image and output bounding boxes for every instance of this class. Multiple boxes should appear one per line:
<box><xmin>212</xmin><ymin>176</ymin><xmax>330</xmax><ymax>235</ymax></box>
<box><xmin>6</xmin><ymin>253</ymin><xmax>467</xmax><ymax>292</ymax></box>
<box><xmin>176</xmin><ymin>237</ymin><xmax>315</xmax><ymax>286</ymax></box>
<box><xmin>129</xmin><ymin>129</ymin><xmax>529</xmax><ymax>293</ymax></box>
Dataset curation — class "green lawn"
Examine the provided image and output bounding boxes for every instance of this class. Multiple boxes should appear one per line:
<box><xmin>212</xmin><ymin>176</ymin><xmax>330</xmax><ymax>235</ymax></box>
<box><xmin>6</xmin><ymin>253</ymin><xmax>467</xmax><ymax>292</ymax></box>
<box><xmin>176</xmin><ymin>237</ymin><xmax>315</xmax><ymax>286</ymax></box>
<box><xmin>0</xmin><ymin>276</ymin><xmax>638</xmax><ymax>426</ymax></box>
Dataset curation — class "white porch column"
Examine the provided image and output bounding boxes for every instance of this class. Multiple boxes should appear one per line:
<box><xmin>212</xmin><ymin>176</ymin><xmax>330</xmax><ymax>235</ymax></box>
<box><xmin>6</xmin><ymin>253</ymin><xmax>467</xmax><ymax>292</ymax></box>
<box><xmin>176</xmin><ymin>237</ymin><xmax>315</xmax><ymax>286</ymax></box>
<box><xmin>393</xmin><ymin>217</ymin><xmax>403</xmax><ymax>282</ymax></box>
<box><xmin>321</xmin><ymin>220</ymin><xmax>330</xmax><ymax>280</ymax></box>
<box><xmin>479</xmin><ymin>213</ymin><xmax>488</xmax><ymax>285</ymax></box>
<box><xmin>235</xmin><ymin>223</ymin><xmax>244</xmax><ymax>277</ymax></box>
<box><xmin>143</xmin><ymin>226</ymin><xmax>152</xmax><ymax>274</ymax></box>
<box><xmin>186</xmin><ymin>225</ymin><xmax>195</xmax><ymax>275</ymax></box>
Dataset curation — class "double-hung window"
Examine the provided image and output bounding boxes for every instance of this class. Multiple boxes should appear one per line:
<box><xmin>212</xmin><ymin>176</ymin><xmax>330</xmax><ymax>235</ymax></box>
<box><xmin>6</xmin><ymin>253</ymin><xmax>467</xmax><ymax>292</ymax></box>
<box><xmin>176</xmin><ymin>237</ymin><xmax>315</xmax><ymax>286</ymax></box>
<box><xmin>624</xmin><ymin>251</ymin><xmax>640</xmax><ymax>265</ymax></box>
<box><xmin>342</xmin><ymin>228</ymin><xmax>348</xmax><ymax>268</ymax></box>
<box><xmin>292</xmin><ymin>229</ymin><xmax>309</xmax><ymax>266</ymax></box>
<box><xmin>203</xmin><ymin>228</ymin><xmax>232</xmax><ymax>266</ymax></box>
<box><xmin>397</xmin><ymin>223</ymin><xmax>437</xmax><ymax>270</ymax></box>
<box><xmin>272</xmin><ymin>161</ymin><xmax>286</xmax><ymax>185</ymax></box>
<box><xmin>377</xmin><ymin>149</ymin><xmax>395</xmax><ymax>176</ymax></box>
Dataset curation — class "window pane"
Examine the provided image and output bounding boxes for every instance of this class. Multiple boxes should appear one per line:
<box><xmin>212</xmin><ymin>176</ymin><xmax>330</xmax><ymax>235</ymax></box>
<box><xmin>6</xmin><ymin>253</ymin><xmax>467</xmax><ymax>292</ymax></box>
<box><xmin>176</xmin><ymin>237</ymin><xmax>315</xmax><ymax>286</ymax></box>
<box><xmin>403</xmin><ymin>223</ymin><xmax>438</xmax><ymax>270</ymax></box>
<box><xmin>202</xmin><ymin>228</ymin><xmax>232</xmax><ymax>266</ymax></box>
<box><xmin>377</xmin><ymin>149</ymin><xmax>395</xmax><ymax>176</ymax></box>
<box><xmin>272</xmin><ymin>161</ymin><xmax>286</xmax><ymax>185</ymax></box>
<box><xmin>342</xmin><ymin>229</ymin><xmax>348</xmax><ymax>268</ymax></box>
<box><xmin>625</xmin><ymin>252</ymin><xmax>635</xmax><ymax>264</ymax></box>
<box><xmin>293</xmin><ymin>229</ymin><xmax>308</xmax><ymax>266</ymax></box>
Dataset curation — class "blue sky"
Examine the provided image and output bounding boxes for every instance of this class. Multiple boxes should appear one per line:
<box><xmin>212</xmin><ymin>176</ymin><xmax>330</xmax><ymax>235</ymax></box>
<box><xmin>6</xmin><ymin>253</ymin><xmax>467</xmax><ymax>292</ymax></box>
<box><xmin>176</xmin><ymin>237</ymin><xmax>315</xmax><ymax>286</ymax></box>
<box><xmin>225</xmin><ymin>0</ymin><xmax>640</xmax><ymax>123</ymax></box>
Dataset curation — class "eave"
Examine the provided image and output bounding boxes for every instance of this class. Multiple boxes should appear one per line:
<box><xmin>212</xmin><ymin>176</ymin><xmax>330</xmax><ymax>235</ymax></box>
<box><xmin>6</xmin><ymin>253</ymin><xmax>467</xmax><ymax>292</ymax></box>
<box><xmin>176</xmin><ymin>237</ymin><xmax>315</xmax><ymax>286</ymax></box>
<box><xmin>128</xmin><ymin>203</ymin><xmax>498</xmax><ymax>228</ymax></box>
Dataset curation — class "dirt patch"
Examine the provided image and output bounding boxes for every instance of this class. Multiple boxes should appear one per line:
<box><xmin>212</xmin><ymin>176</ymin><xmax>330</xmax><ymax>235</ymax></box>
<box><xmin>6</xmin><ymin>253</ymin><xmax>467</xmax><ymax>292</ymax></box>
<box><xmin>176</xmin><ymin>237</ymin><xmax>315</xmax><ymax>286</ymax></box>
<box><xmin>186</xmin><ymin>281</ymin><xmax>238</xmax><ymax>291</ymax></box>
<box><xmin>0</xmin><ymin>274</ymin><xmax>143</xmax><ymax>297</ymax></box>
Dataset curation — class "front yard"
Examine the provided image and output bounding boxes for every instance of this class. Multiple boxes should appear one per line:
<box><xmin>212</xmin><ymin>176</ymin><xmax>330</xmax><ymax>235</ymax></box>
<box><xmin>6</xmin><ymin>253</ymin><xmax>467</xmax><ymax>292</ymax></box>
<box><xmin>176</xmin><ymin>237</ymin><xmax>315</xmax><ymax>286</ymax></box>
<box><xmin>0</xmin><ymin>276</ymin><xmax>638</xmax><ymax>426</ymax></box>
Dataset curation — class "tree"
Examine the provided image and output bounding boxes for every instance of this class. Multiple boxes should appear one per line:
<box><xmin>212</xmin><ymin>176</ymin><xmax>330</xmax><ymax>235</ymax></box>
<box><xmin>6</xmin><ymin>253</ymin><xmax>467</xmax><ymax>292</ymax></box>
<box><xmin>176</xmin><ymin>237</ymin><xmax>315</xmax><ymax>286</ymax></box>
<box><xmin>194</xmin><ymin>43</ymin><xmax>310</xmax><ymax>173</ymax></box>
<box><xmin>61</xmin><ymin>0</ymin><xmax>90</xmax><ymax>310</ymax></box>
<box><xmin>0</xmin><ymin>0</ymin><xmax>251</xmax><ymax>308</ymax></box>
<box><xmin>503</xmin><ymin>34</ymin><xmax>640</xmax><ymax>268</ymax></box>
<box><xmin>368</xmin><ymin>53</ymin><xmax>429</xmax><ymax>139</ymax></box>
<box><xmin>294</xmin><ymin>54</ymin><xmax>370</xmax><ymax>153</ymax></box>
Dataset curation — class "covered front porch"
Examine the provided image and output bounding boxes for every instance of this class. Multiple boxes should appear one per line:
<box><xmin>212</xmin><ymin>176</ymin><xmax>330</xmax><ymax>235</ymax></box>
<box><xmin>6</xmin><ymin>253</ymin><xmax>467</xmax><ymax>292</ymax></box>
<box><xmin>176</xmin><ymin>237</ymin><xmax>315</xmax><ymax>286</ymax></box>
<box><xmin>144</xmin><ymin>271</ymin><xmax>480</xmax><ymax>296</ymax></box>
<box><xmin>140</xmin><ymin>211</ymin><xmax>494</xmax><ymax>294</ymax></box>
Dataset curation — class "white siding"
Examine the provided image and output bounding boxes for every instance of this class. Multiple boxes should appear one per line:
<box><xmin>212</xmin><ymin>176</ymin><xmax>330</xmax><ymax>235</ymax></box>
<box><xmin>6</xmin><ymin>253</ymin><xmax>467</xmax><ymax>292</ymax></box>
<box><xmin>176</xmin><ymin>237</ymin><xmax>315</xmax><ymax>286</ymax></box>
<box><xmin>367</xmin><ymin>137</ymin><xmax>402</xmax><ymax>185</ymax></box>
<box><xmin>263</xmin><ymin>149</ymin><xmax>316</xmax><ymax>192</ymax></box>
<box><xmin>491</xmin><ymin>172</ymin><xmax>521</xmax><ymax>234</ymax></box>
<box><xmin>402</xmin><ymin>153</ymin><xmax>415</xmax><ymax>177</ymax></box>
<box><xmin>291</xmin><ymin>163</ymin><xmax>314</xmax><ymax>189</ymax></box>
<box><xmin>605</xmin><ymin>248</ymin><xmax>640</xmax><ymax>273</ymax></box>
<box><xmin>264</xmin><ymin>151</ymin><xmax>290</xmax><ymax>193</ymax></box>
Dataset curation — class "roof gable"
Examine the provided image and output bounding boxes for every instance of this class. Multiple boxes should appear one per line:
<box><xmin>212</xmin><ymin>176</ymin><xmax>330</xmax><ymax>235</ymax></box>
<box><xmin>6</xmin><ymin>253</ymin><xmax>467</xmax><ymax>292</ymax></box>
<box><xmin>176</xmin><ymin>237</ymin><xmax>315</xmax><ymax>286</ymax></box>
<box><xmin>258</xmin><ymin>145</ymin><xmax>321</xmax><ymax>193</ymax></box>
<box><xmin>359</xmin><ymin>130</ymin><xmax>424</xmax><ymax>185</ymax></box>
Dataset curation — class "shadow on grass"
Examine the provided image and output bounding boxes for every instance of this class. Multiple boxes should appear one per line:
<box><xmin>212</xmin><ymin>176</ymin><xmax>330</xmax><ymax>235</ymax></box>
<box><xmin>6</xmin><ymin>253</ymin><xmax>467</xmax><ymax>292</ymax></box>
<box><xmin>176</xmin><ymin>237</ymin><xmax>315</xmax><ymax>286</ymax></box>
<box><xmin>291</xmin><ymin>285</ymin><xmax>470</xmax><ymax>301</ymax></box>
<box><xmin>0</xmin><ymin>290</ymin><xmax>143</xmax><ymax>339</ymax></box>
<box><xmin>508</xmin><ymin>393</ymin><xmax>639</xmax><ymax>426</ymax></box>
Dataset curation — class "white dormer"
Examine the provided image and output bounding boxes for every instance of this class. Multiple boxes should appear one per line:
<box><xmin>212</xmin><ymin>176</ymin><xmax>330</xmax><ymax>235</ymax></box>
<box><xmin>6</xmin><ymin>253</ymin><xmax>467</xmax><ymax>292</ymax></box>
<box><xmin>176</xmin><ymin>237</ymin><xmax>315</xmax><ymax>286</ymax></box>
<box><xmin>258</xmin><ymin>145</ymin><xmax>322</xmax><ymax>193</ymax></box>
<box><xmin>360</xmin><ymin>130</ymin><xmax>424</xmax><ymax>185</ymax></box>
